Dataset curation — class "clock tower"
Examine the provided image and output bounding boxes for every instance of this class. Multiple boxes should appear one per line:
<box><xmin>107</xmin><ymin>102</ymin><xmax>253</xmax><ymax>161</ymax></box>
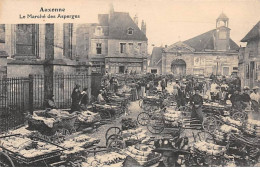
<box><xmin>215</xmin><ymin>12</ymin><xmax>230</xmax><ymax>51</ymax></box>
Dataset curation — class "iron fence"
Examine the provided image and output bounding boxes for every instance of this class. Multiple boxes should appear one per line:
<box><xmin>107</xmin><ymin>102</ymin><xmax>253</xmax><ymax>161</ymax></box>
<box><xmin>0</xmin><ymin>73</ymin><xmax>102</xmax><ymax>133</ymax></box>
<box><xmin>32</xmin><ymin>74</ymin><xmax>91</xmax><ymax>110</ymax></box>
<box><xmin>0</xmin><ymin>77</ymin><xmax>29</xmax><ymax>133</ymax></box>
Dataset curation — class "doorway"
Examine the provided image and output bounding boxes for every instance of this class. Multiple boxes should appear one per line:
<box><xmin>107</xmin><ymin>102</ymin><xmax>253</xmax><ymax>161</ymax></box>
<box><xmin>119</xmin><ymin>66</ymin><xmax>125</xmax><ymax>73</ymax></box>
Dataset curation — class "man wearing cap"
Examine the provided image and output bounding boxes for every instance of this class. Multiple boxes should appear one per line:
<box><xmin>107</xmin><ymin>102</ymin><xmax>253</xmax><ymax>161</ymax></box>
<box><xmin>216</xmin><ymin>85</ymin><xmax>228</xmax><ymax>105</ymax></box>
<box><xmin>241</xmin><ymin>86</ymin><xmax>251</xmax><ymax>110</ymax></box>
<box><xmin>250</xmin><ymin>86</ymin><xmax>260</xmax><ymax>113</ymax></box>
<box><xmin>210</xmin><ymin>80</ymin><xmax>218</xmax><ymax>102</ymax></box>
<box><xmin>190</xmin><ymin>87</ymin><xmax>203</xmax><ymax>122</ymax></box>
<box><xmin>44</xmin><ymin>94</ymin><xmax>57</xmax><ymax>109</ymax></box>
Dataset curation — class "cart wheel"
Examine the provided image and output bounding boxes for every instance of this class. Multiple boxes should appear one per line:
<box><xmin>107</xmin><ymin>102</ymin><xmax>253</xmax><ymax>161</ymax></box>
<box><xmin>106</xmin><ymin>134</ymin><xmax>124</xmax><ymax>152</ymax></box>
<box><xmin>202</xmin><ymin>116</ymin><xmax>217</xmax><ymax>133</ymax></box>
<box><xmin>147</xmin><ymin>114</ymin><xmax>165</xmax><ymax>134</ymax></box>
<box><xmin>137</xmin><ymin>112</ymin><xmax>149</xmax><ymax>126</ymax></box>
<box><xmin>231</xmin><ymin>111</ymin><xmax>246</xmax><ymax>122</ymax></box>
<box><xmin>100</xmin><ymin>110</ymin><xmax>112</xmax><ymax>122</ymax></box>
<box><xmin>0</xmin><ymin>152</ymin><xmax>15</xmax><ymax>167</ymax></box>
<box><xmin>105</xmin><ymin>127</ymin><xmax>122</xmax><ymax>142</ymax></box>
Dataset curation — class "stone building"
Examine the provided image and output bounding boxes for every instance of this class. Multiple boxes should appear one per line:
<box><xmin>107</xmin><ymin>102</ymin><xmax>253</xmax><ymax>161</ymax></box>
<box><xmin>239</xmin><ymin>21</ymin><xmax>260</xmax><ymax>89</ymax></box>
<box><xmin>147</xmin><ymin>47</ymin><xmax>163</xmax><ymax>74</ymax></box>
<box><xmin>0</xmin><ymin>23</ymin><xmax>90</xmax><ymax>77</ymax></box>
<box><xmin>76</xmin><ymin>5</ymin><xmax>148</xmax><ymax>74</ymax></box>
<box><xmin>151</xmin><ymin>13</ymin><xmax>239</xmax><ymax>77</ymax></box>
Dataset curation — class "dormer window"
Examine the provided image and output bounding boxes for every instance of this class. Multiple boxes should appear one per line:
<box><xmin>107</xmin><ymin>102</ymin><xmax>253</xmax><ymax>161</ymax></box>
<box><xmin>95</xmin><ymin>26</ymin><xmax>102</xmax><ymax>36</ymax></box>
<box><xmin>127</xmin><ymin>28</ymin><xmax>134</xmax><ymax>35</ymax></box>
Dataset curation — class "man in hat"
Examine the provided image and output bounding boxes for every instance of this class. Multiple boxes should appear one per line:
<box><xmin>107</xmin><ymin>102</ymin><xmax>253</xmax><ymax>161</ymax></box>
<box><xmin>241</xmin><ymin>86</ymin><xmax>251</xmax><ymax>110</ymax></box>
<box><xmin>250</xmin><ymin>86</ymin><xmax>260</xmax><ymax>113</ymax></box>
<box><xmin>177</xmin><ymin>84</ymin><xmax>187</xmax><ymax>108</ymax></box>
<box><xmin>230</xmin><ymin>88</ymin><xmax>242</xmax><ymax>110</ymax></box>
<box><xmin>190</xmin><ymin>87</ymin><xmax>203</xmax><ymax>122</ymax></box>
<box><xmin>173</xmin><ymin>80</ymin><xmax>180</xmax><ymax>99</ymax></box>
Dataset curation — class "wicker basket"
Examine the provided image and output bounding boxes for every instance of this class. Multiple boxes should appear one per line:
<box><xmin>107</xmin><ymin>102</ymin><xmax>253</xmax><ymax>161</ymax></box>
<box><xmin>60</xmin><ymin>115</ymin><xmax>78</xmax><ymax>130</ymax></box>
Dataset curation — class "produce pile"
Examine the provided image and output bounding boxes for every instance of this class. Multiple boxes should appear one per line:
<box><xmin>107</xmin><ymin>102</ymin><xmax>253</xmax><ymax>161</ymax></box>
<box><xmin>244</xmin><ymin>119</ymin><xmax>260</xmax><ymax>137</ymax></box>
<box><xmin>220</xmin><ymin>116</ymin><xmax>243</xmax><ymax>127</ymax></box>
<box><xmin>123</xmin><ymin>145</ymin><xmax>161</xmax><ymax>166</ymax></box>
<box><xmin>203</xmin><ymin>102</ymin><xmax>225</xmax><ymax>108</ymax></box>
<box><xmin>122</xmin><ymin>128</ymin><xmax>149</xmax><ymax>144</ymax></box>
<box><xmin>214</xmin><ymin>124</ymin><xmax>240</xmax><ymax>143</ymax></box>
<box><xmin>78</xmin><ymin>111</ymin><xmax>101</xmax><ymax>123</ymax></box>
<box><xmin>0</xmin><ymin>136</ymin><xmax>62</xmax><ymax>158</ymax></box>
<box><xmin>164</xmin><ymin>110</ymin><xmax>183</xmax><ymax>126</ymax></box>
<box><xmin>60</xmin><ymin>134</ymin><xmax>100</xmax><ymax>155</ymax></box>
<box><xmin>193</xmin><ymin>141</ymin><xmax>226</xmax><ymax>156</ymax></box>
<box><xmin>82</xmin><ymin>152</ymin><xmax>126</xmax><ymax>167</ymax></box>
<box><xmin>29</xmin><ymin>109</ymin><xmax>76</xmax><ymax>128</ymax></box>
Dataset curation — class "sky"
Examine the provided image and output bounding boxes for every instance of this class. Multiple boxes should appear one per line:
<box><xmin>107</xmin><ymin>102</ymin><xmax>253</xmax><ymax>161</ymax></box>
<box><xmin>88</xmin><ymin>0</ymin><xmax>260</xmax><ymax>53</ymax></box>
<box><xmin>1</xmin><ymin>0</ymin><xmax>260</xmax><ymax>53</ymax></box>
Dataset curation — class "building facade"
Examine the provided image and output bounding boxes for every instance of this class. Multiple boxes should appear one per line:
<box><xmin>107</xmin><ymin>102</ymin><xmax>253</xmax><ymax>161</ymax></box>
<box><xmin>150</xmin><ymin>13</ymin><xmax>239</xmax><ymax>77</ymax></box>
<box><xmin>239</xmin><ymin>21</ymin><xmax>260</xmax><ymax>89</ymax></box>
<box><xmin>76</xmin><ymin>6</ymin><xmax>148</xmax><ymax>74</ymax></box>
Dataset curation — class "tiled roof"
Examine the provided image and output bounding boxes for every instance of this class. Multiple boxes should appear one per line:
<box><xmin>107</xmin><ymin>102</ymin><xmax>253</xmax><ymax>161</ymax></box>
<box><xmin>108</xmin><ymin>12</ymin><xmax>147</xmax><ymax>41</ymax></box>
<box><xmin>150</xmin><ymin>47</ymin><xmax>163</xmax><ymax>66</ymax></box>
<box><xmin>183</xmin><ymin>29</ymin><xmax>239</xmax><ymax>52</ymax></box>
<box><xmin>241</xmin><ymin>21</ymin><xmax>260</xmax><ymax>42</ymax></box>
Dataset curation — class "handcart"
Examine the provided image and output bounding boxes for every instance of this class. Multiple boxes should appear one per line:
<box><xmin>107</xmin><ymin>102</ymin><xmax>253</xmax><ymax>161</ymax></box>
<box><xmin>139</xmin><ymin>96</ymin><xmax>163</xmax><ymax>111</ymax></box>
<box><xmin>0</xmin><ymin>134</ymin><xmax>66</xmax><ymax>167</ymax></box>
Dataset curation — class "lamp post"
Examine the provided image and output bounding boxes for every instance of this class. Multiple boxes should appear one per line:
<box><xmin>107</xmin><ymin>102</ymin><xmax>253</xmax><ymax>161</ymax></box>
<box><xmin>216</xmin><ymin>56</ymin><xmax>220</xmax><ymax>76</ymax></box>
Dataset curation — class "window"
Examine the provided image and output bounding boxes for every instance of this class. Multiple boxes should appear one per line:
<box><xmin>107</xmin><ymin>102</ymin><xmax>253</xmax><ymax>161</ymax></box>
<box><xmin>16</xmin><ymin>24</ymin><xmax>38</xmax><ymax>56</ymax></box>
<box><xmin>151</xmin><ymin>69</ymin><xmax>157</xmax><ymax>73</ymax></box>
<box><xmin>63</xmin><ymin>23</ymin><xmax>73</xmax><ymax>59</ymax></box>
<box><xmin>128</xmin><ymin>43</ymin><xmax>133</xmax><ymax>53</ymax></box>
<box><xmin>0</xmin><ymin>25</ymin><xmax>5</xmax><ymax>43</ymax></box>
<box><xmin>246</xmin><ymin>64</ymin><xmax>249</xmax><ymax>79</ymax></box>
<box><xmin>96</xmin><ymin>43</ymin><xmax>102</xmax><ymax>54</ymax></box>
<box><xmin>138</xmin><ymin>43</ymin><xmax>142</xmax><ymax>54</ymax></box>
<box><xmin>119</xmin><ymin>66</ymin><xmax>125</xmax><ymax>73</ymax></box>
<box><xmin>127</xmin><ymin>28</ymin><xmax>134</xmax><ymax>35</ymax></box>
<box><xmin>120</xmin><ymin>43</ymin><xmax>126</xmax><ymax>53</ymax></box>
<box><xmin>95</xmin><ymin>27</ymin><xmax>102</xmax><ymax>36</ymax></box>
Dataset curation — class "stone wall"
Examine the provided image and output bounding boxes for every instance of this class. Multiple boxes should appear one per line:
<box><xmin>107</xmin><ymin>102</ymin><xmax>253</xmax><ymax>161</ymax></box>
<box><xmin>108</xmin><ymin>39</ymin><xmax>147</xmax><ymax>57</ymax></box>
<box><xmin>163</xmin><ymin>52</ymin><xmax>238</xmax><ymax>76</ymax></box>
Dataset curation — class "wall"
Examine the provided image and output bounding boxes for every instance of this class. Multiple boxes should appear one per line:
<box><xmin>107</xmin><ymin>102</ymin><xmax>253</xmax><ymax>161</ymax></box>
<box><xmin>163</xmin><ymin>52</ymin><xmax>238</xmax><ymax>76</ymax></box>
<box><xmin>108</xmin><ymin>39</ymin><xmax>147</xmax><ymax>58</ymax></box>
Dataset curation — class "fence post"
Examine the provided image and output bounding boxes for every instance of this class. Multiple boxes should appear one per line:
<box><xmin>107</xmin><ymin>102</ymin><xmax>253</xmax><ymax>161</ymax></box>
<box><xmin>28</xmin><ymin>74</ymin><xmax>34</xmax><ymax>114</ymax></box>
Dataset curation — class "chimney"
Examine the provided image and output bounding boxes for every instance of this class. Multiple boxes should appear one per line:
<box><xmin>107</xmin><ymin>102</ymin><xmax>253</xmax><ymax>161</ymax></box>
<box><xmin>141</xmin><ymin>20</ymin><xmax>146</xmax><ymax>35</ymax></box>
<box><xmin>109</xmin><ymin>3</ymin><xmax>114</xmax><ymax>17</ymax></box>
<box><xmin>133</xmin><ymin>14</ymin><xmax>138</xmax><ymax>26</ymax></box>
